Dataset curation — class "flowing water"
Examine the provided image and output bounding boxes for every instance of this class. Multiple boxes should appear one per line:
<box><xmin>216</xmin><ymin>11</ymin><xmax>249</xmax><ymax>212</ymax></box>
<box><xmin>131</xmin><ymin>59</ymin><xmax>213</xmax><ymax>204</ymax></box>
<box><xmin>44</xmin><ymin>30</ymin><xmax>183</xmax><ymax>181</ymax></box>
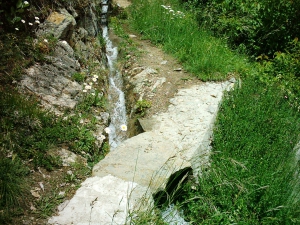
<box><xmin>101</xmin><ymin>0</ymin><xmax>127</xmax><ymax>149</ymax></box>
<box><xmin>101</xmin><ymin>2</ymin><xmax>189</xmax><ymax>223</ymax></box>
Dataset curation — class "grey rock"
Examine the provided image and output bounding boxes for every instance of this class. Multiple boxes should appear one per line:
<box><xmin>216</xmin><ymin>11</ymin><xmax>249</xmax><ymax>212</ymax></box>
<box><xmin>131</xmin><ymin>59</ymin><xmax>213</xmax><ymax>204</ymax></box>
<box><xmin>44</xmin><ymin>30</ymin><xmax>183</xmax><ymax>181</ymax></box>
<box><xmin>20</xmin><ymin>41</ymin><xmax>82</xmax><ymax>111</ymax></box>
<box><xmin>37</xmin><ymin>9</ymin><xmax>76</xmax><ymax>41</ymax></box>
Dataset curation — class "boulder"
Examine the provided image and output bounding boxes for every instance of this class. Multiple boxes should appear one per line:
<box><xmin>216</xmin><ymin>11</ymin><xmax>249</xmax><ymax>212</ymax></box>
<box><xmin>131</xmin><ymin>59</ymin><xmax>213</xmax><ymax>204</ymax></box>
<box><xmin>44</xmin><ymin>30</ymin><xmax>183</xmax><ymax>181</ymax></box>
<box><xmin>37</xmin><ymin>9</ymin><xmax>76</xmax><ymax>42</ymax></box>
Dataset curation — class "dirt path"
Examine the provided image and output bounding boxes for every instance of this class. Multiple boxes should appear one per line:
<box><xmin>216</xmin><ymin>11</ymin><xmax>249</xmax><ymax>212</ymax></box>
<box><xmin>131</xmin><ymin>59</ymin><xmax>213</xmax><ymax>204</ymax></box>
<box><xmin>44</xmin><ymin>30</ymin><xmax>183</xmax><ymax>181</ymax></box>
<box><xmin>124</xmin><ymin>35</ymin><xmax>203</xmax><ymax>118</ymax></box>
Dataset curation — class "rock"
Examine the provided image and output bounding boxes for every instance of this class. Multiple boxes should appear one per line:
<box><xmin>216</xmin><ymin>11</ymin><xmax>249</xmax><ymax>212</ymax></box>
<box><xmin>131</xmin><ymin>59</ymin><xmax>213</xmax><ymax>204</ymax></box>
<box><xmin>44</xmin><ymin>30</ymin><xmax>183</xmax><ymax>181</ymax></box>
<box><xmin>48</xmin><ymin>175</ymin><xmax>151</xmax><ymax>225</ymax></box>
<box><xmin>20</xmin><ymin>40</ymin><xmax>82</xmax><ymax>111</ymax></box>
<box><xmin>57</xmin><ymin>148</ymin><xmax>87</xmax><ymax>166</ymax></box>
<box><xmin>173</xmin><ymin>68</ymin><xmax>182</xmax><ymax>71</ymax></box>
<box><xmin>151</xmin><ymin>77</ymin><xmax>166</xmax><ymax>92</ymax></box>
<box><xmin>37</xmin><ymin>9</ymin><xmax>76</xmax><ymax>42</ymax></box>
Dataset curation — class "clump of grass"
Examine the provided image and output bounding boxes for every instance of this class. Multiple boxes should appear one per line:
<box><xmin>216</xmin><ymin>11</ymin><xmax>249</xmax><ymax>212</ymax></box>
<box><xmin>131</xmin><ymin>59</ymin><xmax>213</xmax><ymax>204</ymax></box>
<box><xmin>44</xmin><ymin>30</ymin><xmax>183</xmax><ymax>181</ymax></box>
<box><xmin>0</xmin><ymin>157</ymin><xmax>29</xmax><ymax>209</ymax></box>
<box><xmin>180</xmin><ymin>78</ymin><xmax>300</xmax><ymax>223</ymax></box>
<box><xmin>129</xmin><ymin>0</ymin><xmax>250</xmax><ymax>81</ymax></box>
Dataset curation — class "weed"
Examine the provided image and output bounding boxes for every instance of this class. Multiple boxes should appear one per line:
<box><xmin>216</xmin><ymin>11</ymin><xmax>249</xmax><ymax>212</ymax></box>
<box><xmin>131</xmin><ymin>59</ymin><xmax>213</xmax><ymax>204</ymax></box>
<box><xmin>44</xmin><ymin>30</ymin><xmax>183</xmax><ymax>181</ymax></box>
<box><xmin>0</xmin><ymin>157</ymin><xmax>29</xmax><ymax>209</ymax></box>
<box><xmin>135</xmin><ymin>99</ymin><xmax>152</xmax><ymax>117</ymax></box>
<box><xmin>72</xmin><ymin>72</ymin><xmax>86</xmax><ymax>83</ymax></box>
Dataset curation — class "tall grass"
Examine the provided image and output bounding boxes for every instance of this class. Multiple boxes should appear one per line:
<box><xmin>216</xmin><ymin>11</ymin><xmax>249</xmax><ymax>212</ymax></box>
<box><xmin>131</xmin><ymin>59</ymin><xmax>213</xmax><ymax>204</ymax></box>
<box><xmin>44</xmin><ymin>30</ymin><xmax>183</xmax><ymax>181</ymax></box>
<box><xmin>126</xmin><ymin>0</ymin><xmax>300</xmax><ymax>224</ymax></box>
<box><xmin>129</xmin><ymin>0</ymin><xmax>250</xmax><ymax>81</ymax></box>
<box><xmin>180</xmin><ymin>78</ymin><xmax>300</xmax><ymax>223</ymax></box>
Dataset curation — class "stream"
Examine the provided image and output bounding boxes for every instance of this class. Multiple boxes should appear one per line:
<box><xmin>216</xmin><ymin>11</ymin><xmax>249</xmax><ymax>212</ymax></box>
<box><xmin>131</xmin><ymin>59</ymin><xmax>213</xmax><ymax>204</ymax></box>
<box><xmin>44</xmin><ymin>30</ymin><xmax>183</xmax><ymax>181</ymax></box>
<box><xmin>101</xmin><ymin>1</ymin><xmax>189</xmax><ymax>224</ymax></box>
<box><xmin>101</xmin><ymin>0</ymin><xmax>127</xmax><ymax>150</ymax></box>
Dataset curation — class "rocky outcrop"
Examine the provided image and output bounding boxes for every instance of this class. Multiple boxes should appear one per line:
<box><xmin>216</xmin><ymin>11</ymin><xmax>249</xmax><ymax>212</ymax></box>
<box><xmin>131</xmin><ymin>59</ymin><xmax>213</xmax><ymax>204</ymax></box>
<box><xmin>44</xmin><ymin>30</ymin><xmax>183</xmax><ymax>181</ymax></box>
<box><xmin>20</xmin><ymin>1</ymin><xmax>107</xmax><ymax>113</ymax></box>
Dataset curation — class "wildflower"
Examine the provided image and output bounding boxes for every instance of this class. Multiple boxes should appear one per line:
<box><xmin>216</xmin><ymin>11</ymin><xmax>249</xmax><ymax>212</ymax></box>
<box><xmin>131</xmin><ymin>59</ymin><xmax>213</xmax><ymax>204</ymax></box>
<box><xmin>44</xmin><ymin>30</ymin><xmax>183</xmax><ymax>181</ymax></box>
<box><xmin>21</xmin><ymin>19</ymin><xmax>25</xmax><ymax>23</ymax></box>
<box><xmin>35</xmin><ymin>20</ymin><xmax>40</xmax><ymax>24</ymax></box>
<box><xmin>92</xmin><ymin>77</ymin><xmax>97</xmax><ymax>82</ymax></box>
<box><xmin>93</xmin><ymin>75</ymin><xmax>98</xmax><ymax>79</ymax></box>
<box><xmin>91</xmin><ymin>93</ymin><xmax>95</xmax><ymax>96</ymax></box>
<box><xmin>84</xmin><ymin>85</ymin><xmax>92</xmax><ymax>90</ymax></box>
<box><xmin>24</xmin><ymin>1</ymin><xmax>29</xmax><ymax>5</ymax></box>
<box><xmin>120</xmin><ymin>124</ymin><xmax>127</xmax><ymax>131</ymax></box>
<box><xmin>89</xmin><ymin>82</ymin><xmax>93</xmax><ymax>86</ymax></box>
<box><xmin>35</xmin><ymin>17</ymin><xmax>39</xmax><ymax>20</ymax></box>
<box><xmin>104</xmin><ymin>127</ymin><xmax>111</xmax><ymax>134</ymax></box>
<box><xmin>28</xmin><ymin>22</ymin><xmax>33</xmax><ymax>26</ymax></box>
<box><xmin>15</xmin><ymin>28</ymin><xmax>19</xmax><ymax>30</ymax></box>
<box><xmin>44</xmin><ymin>39</ymin><xmax>48</xmax><ymax>43</ymax></box>
<box><xmin>82</xmin><ymin>89</ymin><xmax>87</xmax><ymax>93</ymax></box>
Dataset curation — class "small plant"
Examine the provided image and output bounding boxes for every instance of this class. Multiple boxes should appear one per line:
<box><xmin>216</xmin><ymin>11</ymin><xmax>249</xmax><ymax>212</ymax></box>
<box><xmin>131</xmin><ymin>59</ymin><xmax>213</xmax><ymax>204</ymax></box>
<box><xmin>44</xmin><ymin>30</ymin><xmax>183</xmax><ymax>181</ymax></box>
<box><xmin>0</xmin><ymin>157</ymin><xmax>29</xmax><ymax>209</ymax></box>
<box><xmin>135</xmin><ymin>99</ymin><xmax>152</xmax><ymax>117</ymax></box>
<box><xmin>72</xmin><ymin>72</ymin><xmax>86</xmax><ymax>83</ymax></box>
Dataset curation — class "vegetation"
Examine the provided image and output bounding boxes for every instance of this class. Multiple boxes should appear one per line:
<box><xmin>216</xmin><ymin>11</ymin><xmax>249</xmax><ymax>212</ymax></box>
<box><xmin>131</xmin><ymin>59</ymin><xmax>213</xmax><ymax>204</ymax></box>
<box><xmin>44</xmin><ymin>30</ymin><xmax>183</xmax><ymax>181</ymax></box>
<box><xmin>129</xmin><ymin>0</ymin><xmax>250</xmax><ymax>81</ymax></box>
<box><xmin>0</xmin><ymin>0</ymin><xmax>109</xmax><ymax>223</ymax></box>
<box><xmin>126</xmin><ymin>0</ymin><xmax>300</xmax><ymax>224</ymax></box>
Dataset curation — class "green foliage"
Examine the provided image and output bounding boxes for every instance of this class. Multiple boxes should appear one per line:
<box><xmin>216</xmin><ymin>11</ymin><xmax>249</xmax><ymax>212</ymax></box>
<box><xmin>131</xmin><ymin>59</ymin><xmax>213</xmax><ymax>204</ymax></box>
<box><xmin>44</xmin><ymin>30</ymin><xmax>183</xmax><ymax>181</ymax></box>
<box><xmin>0</xmin><ymin>0</ymin><xmax>30</xmax><ymax>27</ymax></box>
<box><xmin>256</xmin><ymin>38</ymin><xmax>300</xmax><ymax>109</ymax></box>
<box><xmin>180</xmin><ymin>78</ymin><xmax>300</xmax><ymax>223</ymax></box>
<box><xmin>129</xmin><ymin>0</ymin><xmax>249</xmax><ymax>81</ymax></box>
<box><xmin>135</xmin><ymin>99</ymin><xmax>152</xmax><ymax>117</ymax></box>
<box><xmin>0</xmin><ymin>157</ymin><xmax>29</xmax><ymax>209</ymax></box>
<box><xmin>76</xmin><ymin>91</ymin><xmax>107</xmax><ymax>112</ymax></box>
<box><xmin>72</xmin><ymin>72</ymin><xmax>86</xmax><ymax>83</ymax></box>
<box><xmin>188</xmin><ymin>0</ymin><xmax>300</xmax><ymax>57</ymax></box>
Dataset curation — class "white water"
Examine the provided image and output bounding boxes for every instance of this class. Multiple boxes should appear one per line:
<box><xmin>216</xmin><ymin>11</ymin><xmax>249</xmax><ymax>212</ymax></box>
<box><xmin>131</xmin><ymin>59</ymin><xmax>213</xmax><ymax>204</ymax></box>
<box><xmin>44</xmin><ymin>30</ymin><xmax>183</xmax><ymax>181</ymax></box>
<box><xmin>101</xmin><ymin>1</ymin><xmax>127</xmax><ymax>149</ymax></box>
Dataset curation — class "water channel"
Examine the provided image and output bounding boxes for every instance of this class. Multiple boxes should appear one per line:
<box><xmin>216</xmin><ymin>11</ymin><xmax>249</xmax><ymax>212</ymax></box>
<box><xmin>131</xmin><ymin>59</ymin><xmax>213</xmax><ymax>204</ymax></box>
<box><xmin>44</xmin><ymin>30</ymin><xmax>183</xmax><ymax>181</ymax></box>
<box><xmin>101</xmin><ymin>1</ymin><xmax>189</xmax><ymax>224</ymax></box>
<box><xmin>101</xmin><ymin>0</ymin><xmax>127</xmax><ymax>150</ymax></box>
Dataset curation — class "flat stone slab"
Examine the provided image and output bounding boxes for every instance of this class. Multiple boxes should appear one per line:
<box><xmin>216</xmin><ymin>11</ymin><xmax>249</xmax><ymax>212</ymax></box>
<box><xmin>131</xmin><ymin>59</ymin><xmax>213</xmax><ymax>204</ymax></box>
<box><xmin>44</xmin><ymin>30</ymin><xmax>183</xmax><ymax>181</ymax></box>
<box><xmin>93</xmin><ymin>131</ymin><xmax>183</xmax><ymax>191</ymax></box>
<box><xmin>48</xmin><ymin>82</ymin><xmax>233</xmax><ymax>224</ymax></box>
<box><xmin>48</xmin><ymin>175</ymin><xmax>150</xmax><ymax>225</ymax></box>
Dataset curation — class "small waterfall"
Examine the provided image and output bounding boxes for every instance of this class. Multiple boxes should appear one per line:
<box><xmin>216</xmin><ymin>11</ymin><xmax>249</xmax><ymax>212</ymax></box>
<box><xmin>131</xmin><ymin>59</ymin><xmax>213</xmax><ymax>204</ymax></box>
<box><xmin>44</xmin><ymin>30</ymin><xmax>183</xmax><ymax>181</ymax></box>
<box><xmin>101</xmin><ymin>0</ymin><xmax>127</xmax><ymax>149</ymax></box>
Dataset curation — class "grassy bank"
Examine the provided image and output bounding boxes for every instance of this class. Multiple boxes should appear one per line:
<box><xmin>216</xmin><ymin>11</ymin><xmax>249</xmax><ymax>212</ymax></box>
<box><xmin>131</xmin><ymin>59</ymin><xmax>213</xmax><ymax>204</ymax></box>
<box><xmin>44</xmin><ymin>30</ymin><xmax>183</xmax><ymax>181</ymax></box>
<box><xmin>126</xmin><ymin>0</ymin><xmax>300</xmax><ymax>223</ymax></box>
<box><xmin>129</xmin><ymin>0</ymin><xmax>251</xmax><ymax>81</ymax></box>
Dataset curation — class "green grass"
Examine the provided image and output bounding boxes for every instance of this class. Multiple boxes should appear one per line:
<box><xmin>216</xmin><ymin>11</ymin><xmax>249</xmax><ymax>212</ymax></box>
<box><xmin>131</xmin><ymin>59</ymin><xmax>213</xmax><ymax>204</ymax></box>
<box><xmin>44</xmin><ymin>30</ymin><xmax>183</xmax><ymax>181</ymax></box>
<box><xmin>129</xmin><ymin>0</ymin><xmax>250</xmax><ymax>81</ymax></box>
<box><xmin>180</xmin><ymin>78</ymin><xmax>300</xmax><ymax>224</ymax></box>
<box><xmin>126</xmin><ymin>0</ymin><xmax>300</xmax><ymax>224</ymax></box>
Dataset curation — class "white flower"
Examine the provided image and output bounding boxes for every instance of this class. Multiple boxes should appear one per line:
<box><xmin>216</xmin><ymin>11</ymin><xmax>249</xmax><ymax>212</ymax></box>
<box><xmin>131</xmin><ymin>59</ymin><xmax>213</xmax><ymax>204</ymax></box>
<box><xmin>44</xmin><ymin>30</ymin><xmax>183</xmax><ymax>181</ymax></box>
<box><xmin>84</xmin><ymin>85</ymin><xmax>92</xmax><ymax>90</ymax></box>
<box><xmin>28</xmin><ymin>22</ymin><xmax>33</xmax><ymax>26</ymax></box>
<box><xmin>93</xmin><ymin>75</ymin><xmax>99</xmax><ymax>78</ymax></box>
<box><xmin>120</xmin><ymin>124</ymin><xmax>127</xmax><ymax>131</ymax></box>
<box><xmin>21</xmin><ymin>20</ymin><xmax>25</xmax><ymax>23</ymax></box>
<box><xmin>89</xmin><ymin>82</ymin><xmax>93</xmax><ymax>86</ymax></box>
<box><xmin>104</xmin><ymin>127</ymin><xmax>111</xmax><ymax>134</ymax></box>
<box><xmin>24</xmin><ymin>1</ymin><xmax>29</xmax><ymax>5</ymax></box>
<box><xmin>35</xmin><ymin>20</ymin><xmax>40</xmax><ymax>24</ymax></box>
<box><xmin>82</xmin><ymin>89</ymin><xmax>87</xmax><ymax>93</ymax></box>
<box><xmin>91</xmin><ymin>93</ymin><xmax>95</xmax><ymax>96</ymax></box>
<box><xmin>35</xmin><ymin>17</ymin><xmax>39</xmax><ymax>20</ymax></box>
<box><xmin>15</xmin><ymin>28</ymin><xmax>19</xmax><ymax>30</ymax></box>
<box><xmin>44</xmin><ymin>39</ymin><xmax>48</xmax><ymax>43</ymax></box>
<box><xmin>92</xmin><ymin>77</ymin><xmax>97</xmax><ymax>82</ymax></box>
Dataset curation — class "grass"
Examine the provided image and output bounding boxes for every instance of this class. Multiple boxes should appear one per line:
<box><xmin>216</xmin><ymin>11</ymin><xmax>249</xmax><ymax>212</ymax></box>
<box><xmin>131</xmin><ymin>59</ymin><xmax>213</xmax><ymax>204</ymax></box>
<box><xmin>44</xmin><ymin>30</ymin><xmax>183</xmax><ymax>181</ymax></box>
<box><xmin>125</xmin><ymin>0</ymin><xmax>300</xmax><ymax>224</ymax></box>
<box><xmin>129</xmin><ymin>0</ymin><xmax>251</xmax><ymax>81</ymax></box>
<box><xmin>180</xmin><ymin>78</ymin><xmax>300</xmax><ymax>223</ymax></box>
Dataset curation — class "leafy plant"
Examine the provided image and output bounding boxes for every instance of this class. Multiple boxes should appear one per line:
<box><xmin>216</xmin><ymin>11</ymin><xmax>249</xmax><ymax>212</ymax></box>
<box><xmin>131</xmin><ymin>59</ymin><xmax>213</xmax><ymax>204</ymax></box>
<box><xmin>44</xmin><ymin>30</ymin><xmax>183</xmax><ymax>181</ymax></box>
<box><xmin>135</xmin><ymin>99</ymin><xmax>152</xmax><ymax>117</ymax></box>
<box><xmin>72</xmin><ymin>72</ymin><xmax>86</xmax><ymax>83</ymax></box>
